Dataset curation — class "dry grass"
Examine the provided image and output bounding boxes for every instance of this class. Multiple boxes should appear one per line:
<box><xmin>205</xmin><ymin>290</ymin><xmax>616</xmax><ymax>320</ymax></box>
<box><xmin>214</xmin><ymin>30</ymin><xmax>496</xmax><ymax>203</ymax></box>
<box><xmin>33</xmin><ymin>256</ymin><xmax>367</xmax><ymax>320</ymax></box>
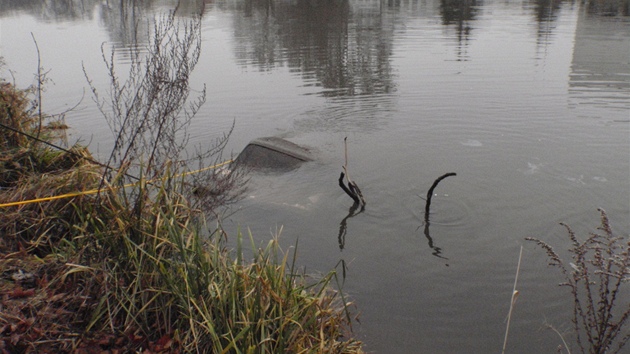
<box><xmin>0</xmin><ymin>82</ymin><xmax>35</xmax><ymax>148</ymax></box>
<box><xmin>0</xmin><ymin>171</ymin><xmax>362</xmax><ymax>353</ymax></box>
<box><xmin>0</xmin><ymin>82</ymin><xmax>102</xmax><ymax>255</ymax></box>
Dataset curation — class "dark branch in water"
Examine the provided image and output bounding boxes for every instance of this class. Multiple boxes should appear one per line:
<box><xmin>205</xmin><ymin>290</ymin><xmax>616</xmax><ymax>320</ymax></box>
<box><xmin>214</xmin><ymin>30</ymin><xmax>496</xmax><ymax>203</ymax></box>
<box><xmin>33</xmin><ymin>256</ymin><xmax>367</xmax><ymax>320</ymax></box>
<box><xmin>349</xmin><ymin>179</ymin><xmax>365</xmax><ymax>206</ymax></box>
<box><xmin>420</xmin><ymin>172</ymin><xmax>456</xmax><ymax>261</ymax></box>
<box><xmin>425</xmin><ymin>172</ymin><xmax>457</xmax><ymax>218</ymax></box>
<box><xmin>339</xmin><ymin>172</ymin><xmax>360</xmax><ymax>205</ymax></box>
<box><xmin>339</xmin><ymin>137</ymin><xmax>366</xmax><ymax>207</ymax></box>
<box><xmin>336</xmin><ymin>137</ymin><xmax>367</xmax><ymax>251</ymax></box>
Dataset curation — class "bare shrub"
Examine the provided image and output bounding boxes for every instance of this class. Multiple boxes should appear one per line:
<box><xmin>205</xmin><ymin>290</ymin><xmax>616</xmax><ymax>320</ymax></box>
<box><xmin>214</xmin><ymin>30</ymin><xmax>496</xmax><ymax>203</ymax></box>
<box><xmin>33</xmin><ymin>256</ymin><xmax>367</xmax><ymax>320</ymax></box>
<box><xmin>527</xmin><ymin>209</ymin><xmax>630</xmax><ymax>353</ymax></box>
<box><xmin>84</xmin><ymin>10</ymin><xmax>244</xmax><ymax>215</ymax></box>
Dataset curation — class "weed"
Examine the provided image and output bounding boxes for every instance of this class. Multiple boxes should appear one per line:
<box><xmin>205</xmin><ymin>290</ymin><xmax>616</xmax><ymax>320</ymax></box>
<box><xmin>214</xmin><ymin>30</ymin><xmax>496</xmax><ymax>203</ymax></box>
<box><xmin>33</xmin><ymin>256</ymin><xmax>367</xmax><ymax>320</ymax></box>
<box><xmin>527</xmin><ymin>209</ymin><xmax>630</xmax><ymax>353</ymax></box>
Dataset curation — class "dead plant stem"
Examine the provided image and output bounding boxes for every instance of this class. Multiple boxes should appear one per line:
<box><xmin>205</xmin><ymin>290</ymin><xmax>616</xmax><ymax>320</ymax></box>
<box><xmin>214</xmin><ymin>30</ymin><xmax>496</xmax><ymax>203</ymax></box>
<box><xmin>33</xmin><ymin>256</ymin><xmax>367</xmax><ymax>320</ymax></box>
<box><xmin>31</xmin><ymin>33</ymin><xmax>43</xmax><ymax>140</ymax></box>
<box><xmin>503</xmin><ymin>245</ymin><xmax>523</xmax><ymax>354</ymax></box>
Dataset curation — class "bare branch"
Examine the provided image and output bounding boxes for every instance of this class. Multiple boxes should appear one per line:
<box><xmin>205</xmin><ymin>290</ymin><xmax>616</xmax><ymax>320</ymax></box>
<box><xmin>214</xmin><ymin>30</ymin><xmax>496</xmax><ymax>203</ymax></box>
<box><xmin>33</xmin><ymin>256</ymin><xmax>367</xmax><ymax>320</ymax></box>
<box><xmin>424</xmin><ymin>172</ymin><xmax>456</xmax><ymax>218</ymax></box>
<box><xmin>339</xmin><ymin>137</ymin><xmax>366</xmax><ymax>207</ymax></box>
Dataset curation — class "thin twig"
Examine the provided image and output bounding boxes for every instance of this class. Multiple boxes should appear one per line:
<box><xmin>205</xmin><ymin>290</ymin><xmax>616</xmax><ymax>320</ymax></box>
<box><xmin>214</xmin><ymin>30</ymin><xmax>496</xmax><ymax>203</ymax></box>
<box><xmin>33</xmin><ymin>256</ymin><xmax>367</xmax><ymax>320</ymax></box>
<box><xmin>31</xmin><ymin>33</ymin><xmax>43</xmax><ymax>140</ymax></box>
<box><xmin>544</xmin><ymin>322</ymin><xmax>572</xmax><ymax>354</ymax></box>
<box><xmin>503</xmin><ymin>245</ymin><xmax>523</xmax><ymax>354</ymax></box>
<box><xmin>343</xmin><ymin>137</ymin><xmax>353</xmax><ymax>185</ymax></box>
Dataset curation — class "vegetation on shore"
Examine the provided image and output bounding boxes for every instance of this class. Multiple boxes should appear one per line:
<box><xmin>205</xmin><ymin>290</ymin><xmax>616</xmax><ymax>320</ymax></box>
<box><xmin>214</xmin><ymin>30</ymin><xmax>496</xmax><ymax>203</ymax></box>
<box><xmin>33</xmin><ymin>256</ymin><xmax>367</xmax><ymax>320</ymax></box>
<box><xmin>0</xmin><ymin>77</ymin><xmax>362</xmax><ymax>354</ymax></box>
<box><xmin>0</xmin><ymin>11</ymin><xmax>362</xmax><ymax>353</ymax></box>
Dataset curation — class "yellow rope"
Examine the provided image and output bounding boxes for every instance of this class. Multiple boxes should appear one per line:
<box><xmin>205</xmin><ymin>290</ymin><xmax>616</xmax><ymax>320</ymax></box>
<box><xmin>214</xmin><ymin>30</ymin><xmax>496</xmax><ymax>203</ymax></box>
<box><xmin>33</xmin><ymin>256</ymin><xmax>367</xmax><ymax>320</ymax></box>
<box><xmin>0</xmin><ymin>159</ymin><xmax>233</xmax><ymax>208</ymax></box>
<box><xmin>0</xmin><ymin>188</ymin><xmax>105</xmax><ymax>208</ymax></box>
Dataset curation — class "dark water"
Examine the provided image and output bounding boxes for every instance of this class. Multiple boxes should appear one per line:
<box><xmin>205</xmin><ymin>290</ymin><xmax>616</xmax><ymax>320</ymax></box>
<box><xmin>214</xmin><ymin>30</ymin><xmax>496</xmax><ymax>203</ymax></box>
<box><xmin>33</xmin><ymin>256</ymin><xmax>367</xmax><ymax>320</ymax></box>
<box><xmin>1</xmin><ymin>1</ymin><xmax>629</xmax><ymax>353</ymax></box>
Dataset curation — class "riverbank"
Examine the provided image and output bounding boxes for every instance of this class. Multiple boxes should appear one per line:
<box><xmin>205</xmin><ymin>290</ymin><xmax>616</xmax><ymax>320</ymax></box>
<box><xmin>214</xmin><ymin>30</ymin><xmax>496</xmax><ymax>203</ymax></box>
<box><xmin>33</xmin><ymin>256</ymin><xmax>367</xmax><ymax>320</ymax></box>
<box><xmin>0</xmin><ymin>81</ymin><xmax>363</xmax><ymax>353</ymax></box>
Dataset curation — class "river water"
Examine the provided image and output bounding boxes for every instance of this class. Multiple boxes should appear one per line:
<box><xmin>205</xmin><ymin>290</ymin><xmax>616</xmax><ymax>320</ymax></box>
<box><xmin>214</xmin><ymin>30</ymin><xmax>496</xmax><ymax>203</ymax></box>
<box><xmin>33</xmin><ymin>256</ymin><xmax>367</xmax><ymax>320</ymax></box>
<box><xmin>1</xmin><ymin>0</ymin><xmax>629</xmax><ymax>353</ymax></box>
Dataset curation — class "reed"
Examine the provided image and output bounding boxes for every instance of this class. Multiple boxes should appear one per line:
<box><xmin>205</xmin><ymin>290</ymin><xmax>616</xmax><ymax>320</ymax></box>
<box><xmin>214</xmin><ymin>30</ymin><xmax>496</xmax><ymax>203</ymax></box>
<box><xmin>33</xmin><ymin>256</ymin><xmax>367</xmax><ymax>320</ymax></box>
<box><xmin>502</xmin><ymin>246</ymin><xmax>523</xmax><ymax>354</ymax></box>
<box><xmin>56</xmin><ymin>173</ymin><xmax>362</xmax><ymax>353</ymax></box>
<box><xmin>527</xmin><ymin>209</ymin><xmax>630</xmax><ymax>354</ymax></box>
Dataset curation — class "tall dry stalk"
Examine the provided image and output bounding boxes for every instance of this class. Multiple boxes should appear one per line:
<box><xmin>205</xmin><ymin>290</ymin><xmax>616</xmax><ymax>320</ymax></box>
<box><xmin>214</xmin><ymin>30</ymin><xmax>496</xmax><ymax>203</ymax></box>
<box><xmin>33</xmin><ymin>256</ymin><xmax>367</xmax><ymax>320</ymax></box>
<box><xmin>502</xmin><ymin>246</ymin><xmax>523</xmax><ymax>354</ymax></box>
<box><xmin>527</xmin><ymin>209</ymin><xmax>630</xmax><ymax>354</ymax></box>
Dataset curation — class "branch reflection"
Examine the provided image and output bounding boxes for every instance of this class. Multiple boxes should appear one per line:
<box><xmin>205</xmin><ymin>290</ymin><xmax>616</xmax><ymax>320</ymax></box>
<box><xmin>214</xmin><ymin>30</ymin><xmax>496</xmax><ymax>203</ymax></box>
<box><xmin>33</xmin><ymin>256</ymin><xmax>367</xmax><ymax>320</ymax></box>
<box><xmin>422</xmin><ymin>213</ymin><xmax>448</xmax><ymax>260</ymax></box>
<box><xmin>338</xmin><ymin>203</ymin><xmax>364</xmax><ymax>251</ymax></box>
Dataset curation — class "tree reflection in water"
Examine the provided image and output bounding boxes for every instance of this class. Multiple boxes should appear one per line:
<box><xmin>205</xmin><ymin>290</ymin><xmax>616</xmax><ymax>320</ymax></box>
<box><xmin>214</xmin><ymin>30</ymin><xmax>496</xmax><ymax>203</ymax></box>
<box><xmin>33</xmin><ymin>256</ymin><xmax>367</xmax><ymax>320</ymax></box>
<box><xmin>231</xmin><ymin>0</ymin><xmax>396</xmax><ymax>97</ymax></box>
<box><xmin>440</xmin><ymin>0</ymin><xmax>480</xmax><ymax>60</ymax></box>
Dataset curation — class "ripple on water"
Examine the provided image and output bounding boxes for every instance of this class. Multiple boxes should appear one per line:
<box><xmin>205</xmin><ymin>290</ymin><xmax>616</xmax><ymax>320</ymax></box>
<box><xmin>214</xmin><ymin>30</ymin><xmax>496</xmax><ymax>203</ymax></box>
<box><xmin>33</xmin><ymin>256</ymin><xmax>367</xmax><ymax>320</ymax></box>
<box><xmin>460</xmin><ymin>139</ymin><xmax>483</xmax><ymax>147</ymax></box>
<box><xmin>424</xmin><ymin>195</ymin><xmax>475</xmax><ymax>227</ymax></box>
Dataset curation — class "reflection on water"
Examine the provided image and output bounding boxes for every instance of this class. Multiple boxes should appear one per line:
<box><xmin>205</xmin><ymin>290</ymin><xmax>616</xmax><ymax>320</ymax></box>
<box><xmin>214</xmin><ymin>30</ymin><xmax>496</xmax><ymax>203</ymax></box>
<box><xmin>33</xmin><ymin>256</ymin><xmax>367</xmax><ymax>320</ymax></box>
<box><xmin>3</xmin><ymin>0</ymin><xmax>627</xmax><ymax>109</ymax></box>
<box><xmin>531</xmin><ymin>0</ymin><xmax>564</xmax><ymax>23</ymax></box>
<box><xmin>421</xmin><ymin>219</ymin><xmax>448</xmax><ymax>260</ymax></box>
<box><xmin>0</xmin><ymin>0</ymin><xmax>98</xmax><ymax>22</ymax></box>
<box><xmin>439</xmin><ymin>0</ymin><xmax>479</xmax><ymax>60</ymax></box>
<box><xmin>440</xmin><ymin>0</ymin><xmax>480</xmax><ymax>26</ymax></box>
<box><xmin>338</xmin><ymin>202</ymin><xmax>364</xmax><ymax>250</ymax></box>
<box><xmin>530</xmin><ymin>0</ymin><xmax>565</xmax><ymax>50</ymax></box>
<box><xmin>585</xmin><ymin>0</ymin><xmax>630</xmax><ymax>16</ymax></box>
<box><xmin>569</xmin><ymin>0</ymin><xmax>630</xmax><ymax>111</ymax></box>
<box><xmin>97</xmin><ymin>0</ymin><xmax>152</xmax><ymax>52</ymax></box>
<box><xmin>229</xmin><ymin>0</ymin><xmax>397</xmax><ymax>97</ymax></box>
<box><xmin>0</xmin><ymin>0</ymin><xmax>204</xmax><ymax>62</ymax></box>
